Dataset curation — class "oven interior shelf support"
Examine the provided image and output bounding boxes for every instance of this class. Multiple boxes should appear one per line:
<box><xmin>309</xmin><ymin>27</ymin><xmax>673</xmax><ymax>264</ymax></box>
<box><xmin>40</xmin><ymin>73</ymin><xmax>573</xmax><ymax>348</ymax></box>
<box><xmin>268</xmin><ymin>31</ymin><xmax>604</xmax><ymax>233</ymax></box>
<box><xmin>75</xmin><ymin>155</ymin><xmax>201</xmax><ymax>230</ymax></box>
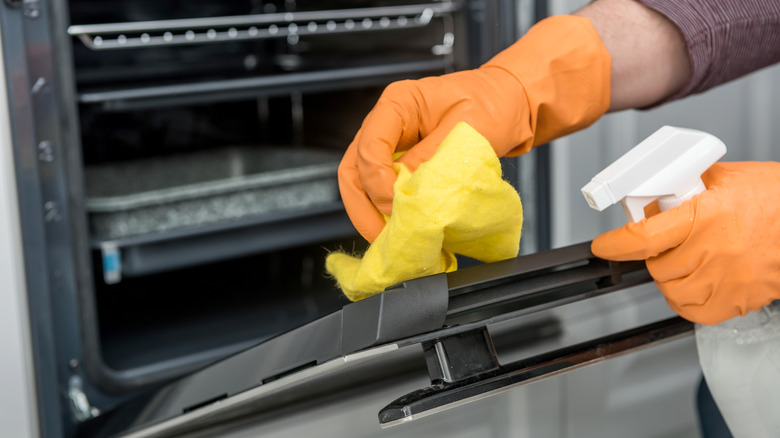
<box><xmin>78</xmin><ymin>60</ymin><xmax>452</xmax><ymax>111</ymax></box>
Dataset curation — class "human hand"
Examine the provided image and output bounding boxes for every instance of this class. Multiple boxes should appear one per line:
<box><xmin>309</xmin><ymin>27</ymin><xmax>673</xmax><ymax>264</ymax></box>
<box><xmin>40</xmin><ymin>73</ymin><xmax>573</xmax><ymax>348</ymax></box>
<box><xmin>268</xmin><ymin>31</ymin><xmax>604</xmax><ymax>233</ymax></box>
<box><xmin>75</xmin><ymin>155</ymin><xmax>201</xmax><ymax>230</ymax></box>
<box><xmin>592</xmin><ymin>162</ymin><xmax>780</xmax><ymax>325</ymax></box>
<box><xmin>339</xmin><ymin>15</ymin><xmax>611</xmax><ymax>242</ymax></box>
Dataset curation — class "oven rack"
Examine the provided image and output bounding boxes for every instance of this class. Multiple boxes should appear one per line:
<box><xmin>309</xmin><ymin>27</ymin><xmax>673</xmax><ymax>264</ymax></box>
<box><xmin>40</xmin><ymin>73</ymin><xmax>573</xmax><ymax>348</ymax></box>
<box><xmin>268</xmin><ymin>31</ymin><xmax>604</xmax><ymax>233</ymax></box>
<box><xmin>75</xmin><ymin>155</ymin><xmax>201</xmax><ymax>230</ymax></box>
<box><xmin>92</xmin><ymin>201</ymin><xmax>355</xmax><ymax>280</ymax></box>
<box><xmin>84</xmin><ymin>142</ymin><xmax>351</xmax><ymax>281</ymax></box>
<box><xmin>78</xmin><ymin>59</ymin><xmax>452</xmax><ymax>110</ymax></box>
<box><xmin>68</xmin><ymin>2</ymin><xmax>460</xmax><ymax>51</ymax></box>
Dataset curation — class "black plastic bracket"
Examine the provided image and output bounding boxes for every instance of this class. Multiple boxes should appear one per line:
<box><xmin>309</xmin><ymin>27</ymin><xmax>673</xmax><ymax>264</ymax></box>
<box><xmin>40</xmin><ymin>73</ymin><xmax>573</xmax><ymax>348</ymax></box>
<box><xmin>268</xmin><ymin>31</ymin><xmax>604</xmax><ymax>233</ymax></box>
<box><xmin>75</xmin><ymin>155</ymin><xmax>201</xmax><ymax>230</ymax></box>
<box><xmin>423</xmin><ymin>327</ymin><xmax>499</xmax><ymax>384</ymax></box>
<box><xmin>341</xmin><ymin>273</ymin><xmax>450</xmax><ymax>353</ymax></box>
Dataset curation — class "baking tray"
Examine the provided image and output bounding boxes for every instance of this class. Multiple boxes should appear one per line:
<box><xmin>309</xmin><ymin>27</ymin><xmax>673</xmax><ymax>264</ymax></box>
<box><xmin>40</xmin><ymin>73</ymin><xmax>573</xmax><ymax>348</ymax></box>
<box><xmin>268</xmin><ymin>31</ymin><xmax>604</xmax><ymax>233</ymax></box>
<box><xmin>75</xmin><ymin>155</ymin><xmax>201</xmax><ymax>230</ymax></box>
<box><xmin>85</xmin><ymin>146</ymin><xmax>341</xmax><ymax>240</ymax></box>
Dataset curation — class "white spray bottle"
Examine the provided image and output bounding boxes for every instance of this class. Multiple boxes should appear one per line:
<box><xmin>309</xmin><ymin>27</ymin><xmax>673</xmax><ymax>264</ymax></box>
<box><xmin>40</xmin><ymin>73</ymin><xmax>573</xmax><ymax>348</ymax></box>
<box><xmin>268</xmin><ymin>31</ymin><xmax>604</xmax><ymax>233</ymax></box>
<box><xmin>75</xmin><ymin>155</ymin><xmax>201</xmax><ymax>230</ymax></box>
<box><xmin>581</xmin><ymin>126</ymin><xmax>780</xmax><ymax>437</ymax></box>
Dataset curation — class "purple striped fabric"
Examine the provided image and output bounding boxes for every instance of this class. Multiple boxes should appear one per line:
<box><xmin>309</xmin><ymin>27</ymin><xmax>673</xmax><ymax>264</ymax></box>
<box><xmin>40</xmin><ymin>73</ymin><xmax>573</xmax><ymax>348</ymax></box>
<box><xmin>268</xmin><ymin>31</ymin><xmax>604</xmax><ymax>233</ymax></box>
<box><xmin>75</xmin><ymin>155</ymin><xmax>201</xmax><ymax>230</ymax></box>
<box><xmin>636</xmin><ymin>0</ymin><xmax>780</xmax><ymax>101</ymax></box>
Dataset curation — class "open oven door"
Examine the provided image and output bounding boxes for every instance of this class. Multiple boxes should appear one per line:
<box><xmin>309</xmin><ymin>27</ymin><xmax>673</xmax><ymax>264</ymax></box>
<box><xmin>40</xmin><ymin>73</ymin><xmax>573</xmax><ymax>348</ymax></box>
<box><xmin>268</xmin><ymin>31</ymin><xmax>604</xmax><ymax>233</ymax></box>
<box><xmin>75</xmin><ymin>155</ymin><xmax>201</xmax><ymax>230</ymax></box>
<box><xmin>78</xmin><ymin>241</ymin><xmax>693</xmax><ymax>438</ymax></box>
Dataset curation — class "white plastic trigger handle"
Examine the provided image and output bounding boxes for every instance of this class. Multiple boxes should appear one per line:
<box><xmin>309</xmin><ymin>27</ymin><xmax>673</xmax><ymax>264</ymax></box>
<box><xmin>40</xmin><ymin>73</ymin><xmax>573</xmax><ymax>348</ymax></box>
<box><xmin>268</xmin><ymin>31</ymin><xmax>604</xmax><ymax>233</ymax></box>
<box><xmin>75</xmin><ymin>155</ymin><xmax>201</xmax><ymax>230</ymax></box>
<box><xmin>581</xmin><ymin>126</ymin><xmax>726</xmax><ymax>223</ymax></box>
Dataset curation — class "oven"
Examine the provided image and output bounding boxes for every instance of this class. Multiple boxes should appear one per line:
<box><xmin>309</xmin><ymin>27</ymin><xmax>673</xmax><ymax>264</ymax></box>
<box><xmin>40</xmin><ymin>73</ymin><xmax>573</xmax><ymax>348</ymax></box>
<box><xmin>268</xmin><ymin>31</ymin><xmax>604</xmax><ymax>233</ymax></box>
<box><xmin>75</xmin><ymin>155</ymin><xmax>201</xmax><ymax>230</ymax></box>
<box><xmin>1</xmin><ymin>1</ymin><xmax>557</xmax><ymax>436</ymax></box>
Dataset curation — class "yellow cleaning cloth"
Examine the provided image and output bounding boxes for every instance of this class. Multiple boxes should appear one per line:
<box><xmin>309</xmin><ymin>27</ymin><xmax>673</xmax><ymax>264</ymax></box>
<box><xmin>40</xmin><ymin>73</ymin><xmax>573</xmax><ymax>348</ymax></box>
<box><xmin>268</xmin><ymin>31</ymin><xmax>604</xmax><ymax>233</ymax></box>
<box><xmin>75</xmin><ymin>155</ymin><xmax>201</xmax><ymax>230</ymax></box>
<box><xmin>327</xmin><ymin>122</ymin><xmax>523</xmax><ymax>301</ymax></box>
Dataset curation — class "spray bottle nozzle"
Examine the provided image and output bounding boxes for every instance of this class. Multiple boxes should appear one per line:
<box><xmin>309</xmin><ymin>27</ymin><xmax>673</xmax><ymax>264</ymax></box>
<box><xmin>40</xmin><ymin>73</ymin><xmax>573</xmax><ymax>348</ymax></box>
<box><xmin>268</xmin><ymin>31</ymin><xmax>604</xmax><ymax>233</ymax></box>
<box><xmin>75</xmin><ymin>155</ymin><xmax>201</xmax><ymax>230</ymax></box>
<box><xmin>581</xmin><ymin>126</ymin><xmax>727</xmax><ymax>222</ymax></box>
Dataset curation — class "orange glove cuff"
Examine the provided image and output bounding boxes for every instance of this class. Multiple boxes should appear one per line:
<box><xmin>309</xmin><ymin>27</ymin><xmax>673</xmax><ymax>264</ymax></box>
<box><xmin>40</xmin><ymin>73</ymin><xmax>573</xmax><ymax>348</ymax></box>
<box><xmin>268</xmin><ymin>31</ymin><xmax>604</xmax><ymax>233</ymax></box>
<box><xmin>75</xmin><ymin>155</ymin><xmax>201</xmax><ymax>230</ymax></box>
<box><xmin>483</xmin><ymin>15</ymin><xmax>612</xmax><ymax>152</ymax></box>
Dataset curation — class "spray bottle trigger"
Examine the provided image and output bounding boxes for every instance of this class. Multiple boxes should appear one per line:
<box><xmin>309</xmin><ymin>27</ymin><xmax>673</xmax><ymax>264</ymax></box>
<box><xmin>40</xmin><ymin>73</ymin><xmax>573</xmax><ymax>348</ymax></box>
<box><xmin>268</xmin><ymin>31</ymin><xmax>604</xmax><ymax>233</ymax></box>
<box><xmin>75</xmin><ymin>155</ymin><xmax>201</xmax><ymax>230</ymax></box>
<box><xmin>620</xmin><ymin>196</ymin><xmax>658</xmax><ymax>222</ymax></box>
<box><xmin>656</xmin><ymin>178</ymin><xmax>707</xmax><ymax>212</ymax></box>
<box><xmin>582</xmin><ymin>126</ymin><xmax>725</xmax><ymax>224</ymax></box>
<box><xmin>620</xmin><ymin>177</ymin><xmax>707</xmax><ymax>223</ymax></box>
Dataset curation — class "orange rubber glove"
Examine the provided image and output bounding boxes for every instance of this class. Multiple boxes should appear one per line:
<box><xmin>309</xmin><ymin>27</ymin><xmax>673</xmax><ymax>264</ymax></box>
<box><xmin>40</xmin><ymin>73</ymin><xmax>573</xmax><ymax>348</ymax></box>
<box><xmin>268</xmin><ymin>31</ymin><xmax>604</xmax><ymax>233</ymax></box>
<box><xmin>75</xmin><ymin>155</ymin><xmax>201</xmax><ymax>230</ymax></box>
<box><xmin>339</xmin><ymin>15</ymin><xmax>611</xmax><ymax>242</ymax></box>
<box><xmin>592</xmin><ymin>162</ymin><xmax>780</xmax><ymax>326</ymax></box>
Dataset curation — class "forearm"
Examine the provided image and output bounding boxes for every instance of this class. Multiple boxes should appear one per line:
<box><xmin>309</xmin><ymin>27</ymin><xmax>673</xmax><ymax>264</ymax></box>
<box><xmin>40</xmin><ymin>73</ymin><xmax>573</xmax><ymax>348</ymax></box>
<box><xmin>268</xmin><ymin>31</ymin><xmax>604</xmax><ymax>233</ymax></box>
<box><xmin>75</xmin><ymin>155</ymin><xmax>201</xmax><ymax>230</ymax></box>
<box><xmin>573</xmin><ymin>0</ymin><xmax>691</xmax><ymax>111</ymax></box>
<box><xmin>637</xmin><ymin>0</ymin><xmax>780</xmax><ymax>100</ymax></box>
<box><xmin>575</xmin><ymin>0</ymin><xmax>780</xmax><ymax>111</ymax></box>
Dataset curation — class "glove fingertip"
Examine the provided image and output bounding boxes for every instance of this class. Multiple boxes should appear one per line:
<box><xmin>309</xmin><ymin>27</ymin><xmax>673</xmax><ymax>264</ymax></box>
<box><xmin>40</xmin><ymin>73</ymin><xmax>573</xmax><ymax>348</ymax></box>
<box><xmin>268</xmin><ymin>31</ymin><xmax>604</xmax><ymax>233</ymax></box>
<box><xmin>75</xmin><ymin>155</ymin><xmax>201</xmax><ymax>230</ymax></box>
<box><xmin>591</xmin><ymin>229</ymin><xmax>645</xmax><ymax>261</ymax></box>
<box><xmin>353</xmin><ymin>214</ymin><xmax>384</xmax><ymax>243</ymax></box>
<box><xmin>374</xmin><ymin>198</ymin><xmax>393</xmax><ymax>216</ymax></box>
<box><xmin>592</xmin><ymin>201</ymin><xmax>697</xmax><ymax>261</ymax></box>
<box><xmin>338</xmin><ymin>160</ymin><xmax>387</xmax><ymax>244</ymax></box>
<box><xmin>396</xmin><ymin>127</ymin><xmax>451</xmax><ymax>172</ymax></box>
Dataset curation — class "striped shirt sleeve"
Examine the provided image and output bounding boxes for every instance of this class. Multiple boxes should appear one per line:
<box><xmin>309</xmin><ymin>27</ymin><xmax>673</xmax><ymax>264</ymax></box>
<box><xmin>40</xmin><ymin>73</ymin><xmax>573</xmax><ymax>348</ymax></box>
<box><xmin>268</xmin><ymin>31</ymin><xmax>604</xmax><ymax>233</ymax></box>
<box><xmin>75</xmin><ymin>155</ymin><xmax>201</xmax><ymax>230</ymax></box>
<box><xmin>635</xmin><ymin>0</ymin><xmax>780</xmax><ymax>101</ymax></box>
